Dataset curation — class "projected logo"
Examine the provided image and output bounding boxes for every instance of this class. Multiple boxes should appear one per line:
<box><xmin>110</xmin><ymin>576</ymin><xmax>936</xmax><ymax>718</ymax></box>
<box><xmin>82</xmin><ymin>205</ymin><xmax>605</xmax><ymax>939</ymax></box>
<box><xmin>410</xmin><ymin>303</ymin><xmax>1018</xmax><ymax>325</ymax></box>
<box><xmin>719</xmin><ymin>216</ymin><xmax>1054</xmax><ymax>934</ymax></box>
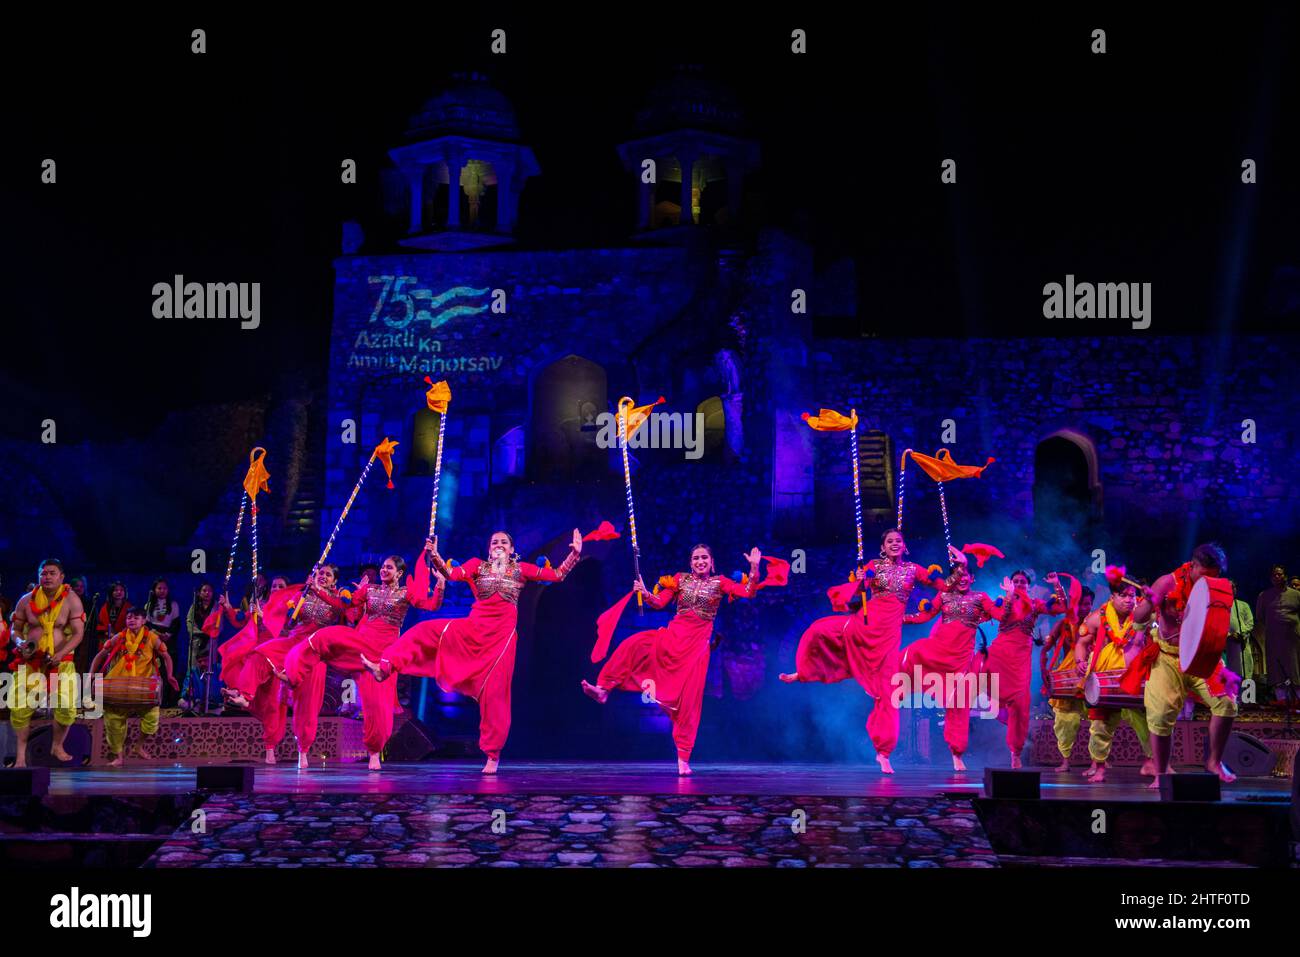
<box><xmin>347</xmin><ymin>276</ymin><xmax>504</xmax><ymax>375</ymax></box>
<box><xmin>368</xmin><ymin>276</ymin><xmax>489</xmax><ymax>330</ymax></box>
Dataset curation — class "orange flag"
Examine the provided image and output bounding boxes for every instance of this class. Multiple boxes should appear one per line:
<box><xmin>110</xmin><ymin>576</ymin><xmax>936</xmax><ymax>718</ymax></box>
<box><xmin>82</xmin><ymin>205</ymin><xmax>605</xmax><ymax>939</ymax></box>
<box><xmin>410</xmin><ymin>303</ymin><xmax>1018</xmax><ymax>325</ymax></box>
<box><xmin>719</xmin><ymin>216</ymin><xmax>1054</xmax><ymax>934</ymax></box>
<box><xmin>242</xmin><ymin>447</ymin><xmax>270</xmax><ymax>501</ymax></box>
<box><xmin>906</xmin><ymin>448</ymin><xmax>995</xmax><ymax>483</ymax></box>
<box><xmin>801</xmin><ymin>408</ymin><xmax>858</xmax><ymax>432</ymax></box>
<box><xmin>374</xmin><ymin>437</ymin><xmax>400</xmax><ymax>489</ymax></box>
<box><xmin>960</xmin><ymin>543</ymin><xmax>1005</xmax><ymax>568</ymax></box>
<box><xmin>582</xmin><ymin>520</ymin><xmax>621</xmax><ymax>542</ymax></box>
<box><xmin>622</xmin><ymin>396</ymin><xmax>666</xmax><ymax>438</ymax></box>
<box><xmin>423</xmin><ymin>377</ymin><xmax>452</xmax><ymax>414</ymax></box>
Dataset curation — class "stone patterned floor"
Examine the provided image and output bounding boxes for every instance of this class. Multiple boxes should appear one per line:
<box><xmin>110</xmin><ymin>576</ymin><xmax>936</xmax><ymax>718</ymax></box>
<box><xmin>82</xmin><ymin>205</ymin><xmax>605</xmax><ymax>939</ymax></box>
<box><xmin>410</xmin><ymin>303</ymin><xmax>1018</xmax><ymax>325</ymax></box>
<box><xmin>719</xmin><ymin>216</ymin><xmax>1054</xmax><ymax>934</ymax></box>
<box><xmin>146</xmin><ymin>793</ymin><xmax>998</xmax><ymax>867</ymax></box>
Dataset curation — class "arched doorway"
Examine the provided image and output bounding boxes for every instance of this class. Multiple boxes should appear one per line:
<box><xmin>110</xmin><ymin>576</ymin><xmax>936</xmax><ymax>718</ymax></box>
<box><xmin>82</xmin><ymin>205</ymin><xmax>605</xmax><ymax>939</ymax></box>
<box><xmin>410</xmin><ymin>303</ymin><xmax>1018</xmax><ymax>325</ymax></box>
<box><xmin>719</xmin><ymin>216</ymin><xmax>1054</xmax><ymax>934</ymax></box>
<box><xmin>1033</xmin><ymin>431</ymin><xmax>1101</xmax><ymax>544</ymax></box>
<box><xmin>528</xmin><ymin>355</ymin><xmax>609</xmax><ymax>482</ymax></box>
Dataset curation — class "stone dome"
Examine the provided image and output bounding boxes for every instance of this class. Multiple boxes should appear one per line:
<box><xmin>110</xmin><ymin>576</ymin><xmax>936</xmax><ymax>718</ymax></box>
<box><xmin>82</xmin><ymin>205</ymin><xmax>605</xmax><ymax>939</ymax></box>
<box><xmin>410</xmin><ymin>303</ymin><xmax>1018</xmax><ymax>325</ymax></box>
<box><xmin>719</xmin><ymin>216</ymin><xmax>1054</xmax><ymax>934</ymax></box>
<box><xmin>405</xmin><ymin>72</ymin><xmax>523</xmax><ymax>142</ymax></box>
<box><xmin>634</xmin><ymin>65</ymin><xmax>745</xmax><ymax>135</ymax></box>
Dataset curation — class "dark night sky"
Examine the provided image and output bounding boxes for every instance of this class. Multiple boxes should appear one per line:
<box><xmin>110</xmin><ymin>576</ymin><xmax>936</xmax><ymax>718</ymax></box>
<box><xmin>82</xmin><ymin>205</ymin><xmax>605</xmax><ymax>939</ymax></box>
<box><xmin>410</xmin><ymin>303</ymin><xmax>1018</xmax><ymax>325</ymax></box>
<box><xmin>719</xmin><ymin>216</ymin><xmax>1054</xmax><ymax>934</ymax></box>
<box><xmin>4</xmin><ymin>8</ymin><xmax>1298</xmax><ymax>442</ymax></box>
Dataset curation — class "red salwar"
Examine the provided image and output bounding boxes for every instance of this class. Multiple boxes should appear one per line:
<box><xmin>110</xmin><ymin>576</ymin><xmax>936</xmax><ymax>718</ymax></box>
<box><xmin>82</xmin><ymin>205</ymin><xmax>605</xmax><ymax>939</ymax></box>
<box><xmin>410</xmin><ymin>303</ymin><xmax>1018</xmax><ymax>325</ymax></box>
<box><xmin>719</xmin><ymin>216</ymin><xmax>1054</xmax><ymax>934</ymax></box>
<box><xmin>230</xmin><ymin>587</ymin><xmax>345</xmax><ymax>750</ymax></box>
<box><xmin>377</xmin><ymin>550</ymin><xmax>580</xmax><ymax>760</ymax></box>
<box><xmin>978</xmin><ymin>588</ymin><xmax>1065</xmax><ymax>753</ymax></box>
<box><xmin>595</xmin><ymin>572</ymin><xmax>761</xmax><ymax>762</ymax></box>
<box><xmin>902</xmin><ymin>590</ymin><xmax>1002</xmax><ymax>756</ymax></box>
<box><xmin>790</xmin><ymin>559</ymin><xmax>942</xmax><ymax>757</ymax></box>
<box><xmin>284</xmin><ymin>557</ymin><xmax>441</xmax><ymax>755</ymax></box>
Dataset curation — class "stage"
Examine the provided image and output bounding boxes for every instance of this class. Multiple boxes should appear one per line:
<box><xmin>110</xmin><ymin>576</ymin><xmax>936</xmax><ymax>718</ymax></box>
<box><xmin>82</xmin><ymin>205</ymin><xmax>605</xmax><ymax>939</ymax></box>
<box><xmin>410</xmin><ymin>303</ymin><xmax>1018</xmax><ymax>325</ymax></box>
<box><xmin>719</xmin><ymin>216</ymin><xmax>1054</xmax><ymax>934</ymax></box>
<box><xmin>3</xmin><ymin>761</ymin><xmax>1294</xmax><ymax>869</ymax></box>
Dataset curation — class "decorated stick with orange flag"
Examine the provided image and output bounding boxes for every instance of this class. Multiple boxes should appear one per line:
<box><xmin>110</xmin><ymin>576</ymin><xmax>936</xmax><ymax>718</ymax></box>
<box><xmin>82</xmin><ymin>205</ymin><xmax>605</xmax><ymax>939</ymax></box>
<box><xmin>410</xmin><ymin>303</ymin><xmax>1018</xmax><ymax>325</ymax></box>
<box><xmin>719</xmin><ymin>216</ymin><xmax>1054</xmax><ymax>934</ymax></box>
<box><xmin>896</xmin><ymin>448</ymin><xmax>995</xmax><ymax>554</ymax></box>
<box><xmin>617</xmin><ymin>395</ymin><xmax>664</xmax><ymax>615</ymax></box>
<box><xmin>423</xmin><ymin>377</ymin><xmax>452</xmax><ymax>539</ymax></box>
<box><xmin>292</xmin><ymin>437</ymin><xmax>398</xmax><ymax>621</ymax></box>
<box><xmin>242</xmin><ymin>448</ymin><xmax>272</xmax><ymax>629</ymax></box>
<box><xmin>803</xmin><ymin>408</ymin><xmax>868</xmax><ymax>618</ymax></box>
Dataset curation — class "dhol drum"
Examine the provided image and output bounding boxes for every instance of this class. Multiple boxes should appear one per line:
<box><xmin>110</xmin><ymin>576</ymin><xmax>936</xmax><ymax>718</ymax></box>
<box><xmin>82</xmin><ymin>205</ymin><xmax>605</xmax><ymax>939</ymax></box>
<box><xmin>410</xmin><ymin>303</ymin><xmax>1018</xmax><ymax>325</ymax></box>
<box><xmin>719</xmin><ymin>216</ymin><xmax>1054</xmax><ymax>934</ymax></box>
<box><xmin>1048</xmin><ymin>668</ymin><xmax>1083</xmax><ymax>699</ymax></box>
<box><xmin>1179</xmin><ymin>576</ymin><xmax>1233</xmax><ymax>679</ymax></box>
<box><xmin>102</xmin><ymin>675</ymin><xmax>161</xmax><ymax>713</ymax></box>
<box><xmin>1084</xmin><ymin>669</ymin><xmax>1145</xmax><ymax>710</ymax></box>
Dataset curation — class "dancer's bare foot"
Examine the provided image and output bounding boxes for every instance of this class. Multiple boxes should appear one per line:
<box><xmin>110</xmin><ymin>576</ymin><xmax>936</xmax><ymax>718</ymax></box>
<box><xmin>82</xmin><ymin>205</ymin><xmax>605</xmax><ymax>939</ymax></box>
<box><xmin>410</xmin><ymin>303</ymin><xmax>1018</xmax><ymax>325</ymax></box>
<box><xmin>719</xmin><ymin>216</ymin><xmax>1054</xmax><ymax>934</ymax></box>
<box><xmin>1009</xmin><ymin>750</ymin><xmax>1022</xmax><ymax>769</ymax></box>
<box><xmin>13</xmin><ymin>753</ymin><xmax>26</xmax><ymax>769</ymax></box>
<box><xmin>367</xmin><ymin>752</ymin><xmax>382</xmax><ymax>771</ymax></box>
<box><xmin>876</xmin><ymin>754</ymin><xmax>894</xmax><ymax>775</ymax></box>
<box><xmin>677</xmin><ymin>758</ymin><xmax>692</xmax><ymax>776</ymax></box>
<box><xmin>107</xmin><ymin>753</ymin><xmax>123</xmax><ymax>768</ymax></box>
<box><xmin>1147</xmin><ymin>775</ymin><xmax>1163</xmax><ymax>790</ymax></box>
<box><xmin>952</xmin><ymin>754</ymin><xmax>967</xmax><ymax>772</ymax></box>
<box><xmin>360</xmin><ymin>654</ymin><xmax>391</xmax><ymax>683</ymax></box>
<box><xmin>297</xmin><ymin>752</ymin><xmax>310</xmax><ymax>770</ymax></box>
<box><xmin>264</xmin><ymin>748</ymin><xmax>276</xmax><ymax>765</ymax></box>
<box><xmin>482</xmin><ymin>756</ymin><xmax>499</xmax><ymax>775</ymax></box>
<box><xmin>1083</xmin><ymin>762</ymin><xmax>1100</xmax><ymax>778</ymax></box>
<box><xmin>50</xmin><ymin>746</ymin><xmax>73</xmax><ymax>763</ymax></box>
<box><xmin>1090</xmin><ymin>765</ymin><xmax>1107</xmax><ymax>784</ymax></box>
<box><xmin>1139</xmin><ymin>758</ymin><xmax>1156</xmax><ymax>776</ymax></box>
<box><xmin>778</xmin><ymin>672</ymin><xmax>798</xmax><ymax>683</ymax></box>
<box><xmin>1054</xmin><ymin>757</ymin><xmax>1071</xmax><ymax>772</ymax></box>
<box><xmin>128</xmin><ymin>744</ymin><xmax>151</xmax><ymax>760</ymax></box>
<box><xmin>580</xmin><ymin>679</ymin><xmax>608</xmax><ymax>704</ymax></box>
<box><xmin>1206</xmin><ymin>760</ymin><xmax>1236</xmax><ymax>783</ymax></box>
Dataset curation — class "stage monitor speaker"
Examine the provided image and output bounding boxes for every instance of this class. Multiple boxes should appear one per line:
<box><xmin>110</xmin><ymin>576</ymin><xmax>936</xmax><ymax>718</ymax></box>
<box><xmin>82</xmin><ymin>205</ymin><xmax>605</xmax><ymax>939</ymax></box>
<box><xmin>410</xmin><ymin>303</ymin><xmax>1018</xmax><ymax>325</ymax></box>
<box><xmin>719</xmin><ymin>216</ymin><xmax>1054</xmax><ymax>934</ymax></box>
<box><xmin>0</xmin><ymin>767</ymin><xmax>50</xmax><ymax>796</ymax></box>
<box><xmin>197</xmin><ymin>765</ymin><xmax>256</xmax><ymax>792</ymax></box>
<box><xmin>1159</xmin><ymin>772</ymin><xmax>1220</xmax><ymax>802</ymax></box>
<box><xmin>23</xmin><ymin>724</ymin><xmax>93</xmax><ymax>767</ymax></box>
<box><xmin>983</xmin><ymin>768</ymin><xmax>1040</xmax><ymax>799</ymax></box>
<box><xmin>385</xmin><ymin>718</ymin><xmax>437</xmax><ymax>762</ymax></box>
<box><xmin>1219</xmin><ymin>732</ymin><xmax>1278</xmax><ymax>777</ymax></box>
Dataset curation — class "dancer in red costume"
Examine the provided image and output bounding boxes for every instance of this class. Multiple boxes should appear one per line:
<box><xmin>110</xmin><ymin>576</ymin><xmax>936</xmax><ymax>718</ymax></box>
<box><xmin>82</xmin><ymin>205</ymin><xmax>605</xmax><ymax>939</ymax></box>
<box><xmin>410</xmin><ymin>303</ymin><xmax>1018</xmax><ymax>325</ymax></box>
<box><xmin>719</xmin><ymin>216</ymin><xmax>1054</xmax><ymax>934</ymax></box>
<box><xmin>901</xmin><ymin>555</ymin><xmax>1008</xmax><ymax>771</ymax></box>
<box><xmin>361</xmin><ymin>530</ymin><xmax>583</xmax><ymax>774</ymax></box>
<box><xmin>223</xmin><ymin>565</ymin><xmax>352</xmax><ymax>766</ymax></box>
<box><xmin>581</xmin><ymin>544</ymin><xmax>775</xmax><ymax>776</ymax></box>
<box><xmin>779</xmin><ymin>530</ymin><xmax>955</xmax><ymax>774</ymax></box>
<box><xmin>282</xmin><ymin>551</ymin><xmax>443</xmax><ymax>770</ymax></box>
<box><xmin>978</xmin><ymin>569</ymin><xmax>1068</xmax><ymax>768</ymax></box>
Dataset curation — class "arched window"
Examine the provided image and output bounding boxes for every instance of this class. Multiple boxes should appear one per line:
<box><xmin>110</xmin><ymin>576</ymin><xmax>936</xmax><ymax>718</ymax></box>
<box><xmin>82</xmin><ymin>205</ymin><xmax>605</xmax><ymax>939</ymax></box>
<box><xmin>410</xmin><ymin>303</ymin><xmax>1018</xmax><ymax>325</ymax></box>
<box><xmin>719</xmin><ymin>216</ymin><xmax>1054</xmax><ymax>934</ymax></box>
<box><xmin>697</xmin><ymin>396</ymin><xmax>726</xmax><ymax>460</ymax></box>
<box><xmin>529</xmin><ymin>355</ymin><xmax>609</xmax><ymax>482</ymax></box>
<box><xmin>859</xmin><ymin>430</ymin><xmax>895</xmax><ymax>518</ymax></box>
<box><xmin>1033</xmin><ymin>430</ymin><xmax>1102</xmax><ymax>540</ymax></box>
<box><xmin>406</xmin><ymin>407</ymin><xmax>442</xmax><ymax>476</ymax></box>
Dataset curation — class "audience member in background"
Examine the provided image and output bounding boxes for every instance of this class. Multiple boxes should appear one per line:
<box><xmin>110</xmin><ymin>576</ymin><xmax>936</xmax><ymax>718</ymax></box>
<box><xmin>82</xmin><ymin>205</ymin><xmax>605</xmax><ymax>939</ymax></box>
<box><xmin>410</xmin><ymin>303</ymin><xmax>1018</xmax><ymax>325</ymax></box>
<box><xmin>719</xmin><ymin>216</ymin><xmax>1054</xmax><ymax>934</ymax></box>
<box><xmin>142</xmin><ymin>577</ymin><xmax>182</xmax><ymax>705</ymax></box>
<box><xmin>94</xmin><ymin>582</ymin><xmax>132</xmax><ymax>660</ymax></box>
<box><xmin>179</xmin><ymin>580</ymin><xmax>222</xmax><ymax>712</ymax></box>
<box><xmin>1254</xmin><ymin>565</ymin><xmax>1300</xmax><ymax>706</ymax></box>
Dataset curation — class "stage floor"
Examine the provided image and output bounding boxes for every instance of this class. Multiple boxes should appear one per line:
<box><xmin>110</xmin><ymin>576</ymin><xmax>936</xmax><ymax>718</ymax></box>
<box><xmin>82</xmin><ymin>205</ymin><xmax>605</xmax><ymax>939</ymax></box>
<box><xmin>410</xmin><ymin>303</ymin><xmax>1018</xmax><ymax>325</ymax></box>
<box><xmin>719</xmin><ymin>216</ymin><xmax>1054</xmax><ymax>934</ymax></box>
<box><xmin>37</xmin><ymin>760</ymin><xmax>1292</xmax><ymax>802</ymax></box>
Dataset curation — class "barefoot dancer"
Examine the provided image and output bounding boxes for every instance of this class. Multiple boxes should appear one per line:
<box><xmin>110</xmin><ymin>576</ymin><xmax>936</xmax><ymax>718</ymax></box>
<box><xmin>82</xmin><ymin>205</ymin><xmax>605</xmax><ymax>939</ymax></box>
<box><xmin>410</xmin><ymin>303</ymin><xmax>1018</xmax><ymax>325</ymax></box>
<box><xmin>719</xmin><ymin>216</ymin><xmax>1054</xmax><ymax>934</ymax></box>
<box><xmin>362</xmin><ymin>530</ymin><xmax>582</xmax><ymax>774</ymax></box>
<box><xmin>581</xmin><ymin>544</ymin><xmax>770</xmax><ymax>776</ymax></box>
<box><xmin>283</xmin><ymin>552</ymin><xmax>443</xmax><ymax>770</ymax></box>
<box><xmin>8</xmin><ymin>559</ymin><xmax>86</xmax><ymax>768</ymax></box>
<box><xmin>978</xmin><ymin>569</ymin><xmax>1067</xmax><ymax>769</ymax></box>
<box><xmin>1074</xmin><ymin>580</ymin><xmax>1154</xmax><ymax>783</ymax></box>
<box><xmin>89</xmin><ymin>607</ymin><xmax>179</xmax><ymax>766</ymax></box>
<box><xmin>224</xmin><ymin>566</ymin><xmax>353</xmax><ymax>766</ymax></box>
<box><xmin>1042</xmin><ymin>585</ymin><xmax>1094</xmax><ymax>771</ymax></box>
<box><xmin>1130</xmin><ymin>543</ymin><xmax>1240</xmax><ymax>787</ymax></box>
<box><xmin>902</xmin><ymin>554</ymin><xmax>1007</xmax><ymax>772</ymax></box>
<box><xmin>780</xmin><ymin>530</ymin><xmax>951</xmax><ymax>774</ymax></box>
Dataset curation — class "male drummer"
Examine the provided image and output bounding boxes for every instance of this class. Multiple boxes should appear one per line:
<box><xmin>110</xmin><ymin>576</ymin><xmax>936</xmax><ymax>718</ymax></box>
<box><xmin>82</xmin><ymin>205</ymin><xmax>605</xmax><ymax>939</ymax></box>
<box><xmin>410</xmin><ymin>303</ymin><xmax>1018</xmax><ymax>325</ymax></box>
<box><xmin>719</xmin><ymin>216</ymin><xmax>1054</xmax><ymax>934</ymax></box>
<box><xmin>1132</xmin><ymin>543</ymin><xmax>1239</xmax><ymax>786</ymax></box>
<box><xmin>7</xmin><ymin>559</ymin><xmax>86</xmax><ymax>768</ymax></box>
<box><xmin>1074</xmin><ymin>581</ymin><xmax>1154</xmax><ymax>783</ymax></box>
<box><xmin>89</xmin><ymin>606</ymin><xmax>178</xmax><ymax>766</ymax></box>
<box><xmin>1042</xmin><ymin>586</ymin><xmax>1093</xmax><ymax>771</ymax></box>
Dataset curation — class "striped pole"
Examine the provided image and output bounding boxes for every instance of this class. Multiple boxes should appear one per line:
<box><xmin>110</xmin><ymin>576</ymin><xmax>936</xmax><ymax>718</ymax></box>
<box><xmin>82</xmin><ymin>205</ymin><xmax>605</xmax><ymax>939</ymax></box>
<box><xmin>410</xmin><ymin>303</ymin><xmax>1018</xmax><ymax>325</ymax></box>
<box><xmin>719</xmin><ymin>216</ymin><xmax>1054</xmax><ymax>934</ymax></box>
<box><xmin>617</xmin><ymin>397</ymin><xmax>644</xmax><ymax>615</ymax></box>
<box><xmin>292</xmin><ymin>446</ymin><xmax>382</xmax><ymax>621</ymax></box>
<box><xmin>428</xmin><ymin>407</ymin><xmax>447</xmax><ymax>539</ymax></box>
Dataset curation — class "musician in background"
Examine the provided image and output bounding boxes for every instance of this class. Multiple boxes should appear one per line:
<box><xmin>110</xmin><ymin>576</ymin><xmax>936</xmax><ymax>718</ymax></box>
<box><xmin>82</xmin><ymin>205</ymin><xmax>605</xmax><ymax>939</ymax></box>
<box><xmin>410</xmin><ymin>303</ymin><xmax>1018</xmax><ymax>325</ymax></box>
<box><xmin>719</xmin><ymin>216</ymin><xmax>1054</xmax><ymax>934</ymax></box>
<box><xmin>1224</xmin><ymin>582</ymin><xmax>1256</xmax><ymax>699</ymax></box>
<box><xmin>1042</xmin><ymin>585</ymin><xmax>1093</xmax><ymax>771</ymax></box>
<box><xmin>1132</xmin><ymin>544</ymin><xmax>1239</xmax><ymax>787</ymax></box>
<box><xmin>90</xmin><ymin>606</ymin><xmax>179</xmax><ymax>766</ymax></box>
<box><xmin>1254</xmin><ymin>565</ymin><xmax>1299</xmax><ymax>706</ymax></box>
<box><xmin>1074</xmin><ymin>580</ymin><xmax>1154</xmax><ymax>783</ymax></box>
